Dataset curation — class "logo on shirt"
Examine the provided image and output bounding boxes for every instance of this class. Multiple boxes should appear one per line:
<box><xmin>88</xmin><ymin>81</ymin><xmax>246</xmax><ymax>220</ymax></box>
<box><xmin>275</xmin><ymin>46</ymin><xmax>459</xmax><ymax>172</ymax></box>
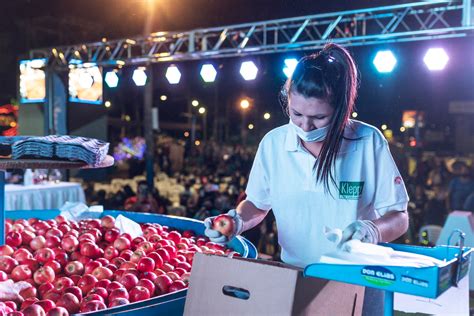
<box><xmin>339</xmin><ymin>181</ymin><xmax>364</xmax><ymax>200</ymax></box>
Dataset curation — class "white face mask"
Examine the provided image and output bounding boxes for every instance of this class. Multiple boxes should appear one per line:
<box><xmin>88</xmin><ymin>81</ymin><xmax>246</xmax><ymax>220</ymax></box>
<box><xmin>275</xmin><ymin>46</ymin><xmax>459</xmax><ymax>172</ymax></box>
<box><xmin>289</xmin><ymin>119</ymin><xmax>329</xmax><ymax>142</ymax></box>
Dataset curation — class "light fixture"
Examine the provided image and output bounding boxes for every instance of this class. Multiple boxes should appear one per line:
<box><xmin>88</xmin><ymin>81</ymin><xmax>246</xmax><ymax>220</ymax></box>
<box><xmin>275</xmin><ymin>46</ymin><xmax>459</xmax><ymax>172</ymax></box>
<box><xmin>283</xmin><ymin>58</ymin><xmax>298</xmax><ymax>78</ymax></box>
<box><xmin>248</xmin><ymin>124</ymin><xmax>254</xmax><ymax>130</ymax></box>
<box><xmin>400</xmin><ymin>127</ymin><xmax>406</xmax><ymax>132</ymax></box>
<box><xmin>132</xmin><ymin>67</ymin><xmax>147</xmax><ymax>86</ymax></box>
<box><xmin>104</xmin><ymin>71</ymin><xmax>119</xmax><ymax>88</ymax></box>
<box><xmin>195</xmin><ymin>140</ymin><xmax>201</xmax><ymax>146</ymax></box>
<box><xmin>240</xmin><ymin>99</ymin><xmax>250</xmax><ymax>110</ymax></box>
<box><xmin>424</xmin><ymin>48</ymin><xmax>449</xmax><ymax>71</ymax></box>
<box><xmin>104</xmin><ymin>101</ymin><xmax>112</xmax><ymax>108</ymax></box>
<box><xmin>192</xmin><ymin>100</ymin><xmax>199</xmax><ymax>107</ymax></box>
<box><xmin>263</xmin><ymin>112</ymin><xmax>271</xmax><ymax>120</ymax></box>
<box><xmin>352</xmin><ymin>112</ymin><xmax>358</xmax><ymax>118</ymax></box>
<box><xmin>200</xmin><ymin>64</ymin><xmax>217</xmax><ymax>83</ymax></box>
<box><xmin>240</xmin><ymin>61</ymin><xmax>258</xmax><ymax>81</ymax></box>
<box><xmin>198</xmin><ymin>107</ymin><xmax>206</xmax><ymax>114</ymax></box>
<box><xmin>373</xmin><ymin>50</ymin><xmax>397</xmax><ymax>73</ymax></box>
<box><xmin>166</xmin><ymin>65</ymin><xmax>181</xmax><ymax>84</ymax></box>
<box><xmin>381</xmin><ymin>124</ymin><xmax>388</xmax><ymax>130</ymax></box>
<box><xmin>160</xmin><ymin>95</ymin><xmax>167</xmax><ymax>101</ymax></box>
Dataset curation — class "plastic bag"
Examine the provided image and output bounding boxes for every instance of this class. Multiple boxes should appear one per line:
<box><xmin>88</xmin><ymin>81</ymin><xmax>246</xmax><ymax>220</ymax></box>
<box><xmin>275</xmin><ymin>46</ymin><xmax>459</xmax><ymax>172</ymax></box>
<box><xmin>114</xmin><ymin>214</ymin><xmax>143</xmax><ymax>239</ymax></box>
<box><xmin>59</xmin><ymin>202</ymin><xmax>102</xmax><ymax>221</ymax></box>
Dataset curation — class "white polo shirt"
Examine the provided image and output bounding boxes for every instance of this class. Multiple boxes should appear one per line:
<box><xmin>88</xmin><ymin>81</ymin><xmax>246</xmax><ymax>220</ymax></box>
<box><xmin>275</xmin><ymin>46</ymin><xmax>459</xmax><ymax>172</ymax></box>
<box><xmin>245</xmin><ymin>120</ymin><xmax>409</xmax><ymax>268</ymax></box>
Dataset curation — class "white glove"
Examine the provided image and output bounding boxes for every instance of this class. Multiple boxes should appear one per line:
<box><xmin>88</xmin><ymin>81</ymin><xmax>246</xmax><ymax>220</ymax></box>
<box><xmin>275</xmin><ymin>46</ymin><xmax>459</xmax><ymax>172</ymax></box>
<box><xmin>0</xmin><ymin>280</ymin><xmax>31</xmax><ymax>302</ymax></box>
<box><xmin>338</xmin><ymin>220</ymin><xmax>381</xmax><ymax>248</ymax></box>
<box><xmin>204</xmin><ymin>209</ymin><xmax>243</xmax><ymax>244</ymax></box>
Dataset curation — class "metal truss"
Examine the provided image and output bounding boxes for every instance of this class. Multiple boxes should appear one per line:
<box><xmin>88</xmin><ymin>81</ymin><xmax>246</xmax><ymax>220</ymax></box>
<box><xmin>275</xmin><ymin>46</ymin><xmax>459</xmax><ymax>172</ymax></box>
<box><xmin>29</xmin><ymin>0</ymin><xmax>474</xmax><ymax>66</ymax></box>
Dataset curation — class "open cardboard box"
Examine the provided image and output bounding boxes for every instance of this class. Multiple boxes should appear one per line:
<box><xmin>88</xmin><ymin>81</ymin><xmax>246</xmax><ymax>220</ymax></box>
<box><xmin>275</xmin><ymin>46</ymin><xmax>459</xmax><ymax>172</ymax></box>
<box><xmin>184</xmin><ymin>253</ymin><xmax>364</xmax><ymax>315</ymax></box>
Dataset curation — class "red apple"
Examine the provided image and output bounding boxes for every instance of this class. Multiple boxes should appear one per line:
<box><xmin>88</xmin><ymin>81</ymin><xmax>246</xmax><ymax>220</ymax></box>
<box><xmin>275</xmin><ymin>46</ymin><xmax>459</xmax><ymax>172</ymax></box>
<box><xmin>154</xmin><ymin>274</ymin><xmax>173</xmax><ymax>295</ymax></box>
<box><xmin>169</xmin><ymin>280</ymin><xmax>187</xmax><ymax>292</ymax></box>
<box><xmin>0</xmin><ymin>245</ymin><xmax>14</xmax><ymax>256</ymax></box>
<box><xmin>104</xmin><ymin>228</ymin><xmax>120</xmax><ymax>243</ymax></box>
<box><xmin>64</xmin><ymin>261</ymin><xmax>84</xmax><ymax>276</ymax></box>
<box><xmin>56</xmin><ymin>293</ymin><xmax>80</xmax><ymax>314</ymax></box>
<box><xmin>38</xmin><ymin>282</ymin><xmax>54</xmax><ymax>298</ymax></box>
<box><xmin>44</xmin><ymin>260</ymin><xmax>62</xmax><ymax>274</ymax></box>
<box><xmin>35</xmin><ymin>248</ymin><xmax>55</xmax><ymax>264</ymax></box>
<box><xmin>137</xmin><ymin>279</ymin><xmax>155</xmax><ymax>296</ymax></box>
<box><xmin>88</xmin><ymin>287</ymin><xmax>108</xmax><ymax>301</ymax></box>
<box><xmin>61</xmin><ymin>236</ymin><xmax>79</xmax><ymax>253</ymax></box>
<box><xmin>11</xmin><ymin>264</ymin><xmax>33</xmax><ymax>281</ymax></box>
<box><xmin>106</xmin><ymin>281</ymin><xmax>123</xmax><ymax>293</ymax></box>
<box><xmin>96</xmin><ymin>279</ymin><xmax>111</xmax><ymax>289</ymax></box>
<box><xmin>30</xmin><ymin>236</ymin><xmax>46</xmax><ymax>251</ymax></box>
<box><xmin>45</xmin><ymin>236</ymin><xmax>61</xmax><ymax>248</ymax></box>
<box><xmin>0</xmin><ymin>270</ymin><xmax>7</xmax><ymax>281</ymax></box>
<box><xmin>84</xmin><ymin>260</ymin><xmax>102</xmax><ymax>275</ymax></box>
<box><xmin>101</xmin><ymin>215</ymin><xmax>115</xmax><ymax>229</ymax></box>
<box><xmin>92</xmin><ymin>266</ymin><xmax>113</xmax><ymax>280</ymax></box>
<box><xmin>22</xmin><ymin>304</ymin><xmax>46</xmax><ymax>316</ymax></box>
<box><xmin>119</xmin><ymin>273</ymin><xmax>139</xmax><ymax>291</ymax></box>
<box><xmin>108</xmin><ymin>297</ymin><xmax>129</xmax><ymax>308</ymax></box>
<box><xmin>46</xmin><ymin>306</ymin><xmax>69</xmax><ymax>316</ymax></box>
<box><xmin>21</xmin><ymin>297</ymin><xmax>40</xmax><ymax>310</ymax></box>
<box><xmin>137</xmin><ymin>257</ymin><xmax>155</xmax><ymax>272</ymax></box>
<box><xmin>64</xmin><ymin>286</ymin><xmax>83</xmax><ymax>301</ymax></box>
<box><xmin>80</xmin><ymin>300</ymin><xmax>106</xmax><ymax>312</ymax></box>
<box><xmin>53</xmin><ymin>277</ymin><xmax>74</xmax><ymax>292</ymax></box>
<box><xmin>6</xmin><ymin>231</ymin><xmax>22</xmax><ymax>247</ymax></box>
<box><xmin>77</xmin><ymin>274</ymin><xmax>98</xmax><ymax>295</ymax></box>
<box><xmin>34</xmin><ymin>300</ymin><xmax>56</xmax><ymax>313</ymax></box>
<box><xmin>114</xmin><ymin>237</ymin><xmax>131</xmax><ymax>251</ymax></box>
<box><xmin>33</xmin><ymin>266</ymin><xmax>55</xmax><ymax>285</ymax></box>
<box><xmin>104</xmin><ymin>246</ymin><xmax>119</xmax><ymax>260</ymax></box>
<box><xmin>130</xmin><ymin>250</ymin><xmax>146</xmax><ymax>263</ymax></box>
<box><xmin>20</xmin><ymin>285</ymin><xmax>38</xmax><ymax>300</ymax></box>
<box><xmin>129</xmin><ymin>286</ymin><xmax>150</xmax><ymax>302</ymax></box>
<box><xmin>108</xmin><ymin>287</ymin><xmax>130</xmax><ymax>302</ymax></box>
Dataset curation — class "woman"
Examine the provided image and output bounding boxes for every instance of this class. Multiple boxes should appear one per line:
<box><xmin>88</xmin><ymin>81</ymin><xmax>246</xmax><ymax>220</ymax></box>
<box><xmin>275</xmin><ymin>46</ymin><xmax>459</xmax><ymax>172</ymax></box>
<box><xmin>205</xmin><ymin>43</ymin><xmax>409</xmax><ymax>314</ymax></box>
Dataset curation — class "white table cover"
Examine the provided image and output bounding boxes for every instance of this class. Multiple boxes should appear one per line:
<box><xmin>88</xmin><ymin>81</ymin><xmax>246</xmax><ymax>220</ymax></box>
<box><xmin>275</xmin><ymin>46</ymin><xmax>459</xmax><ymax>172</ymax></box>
<box><xmin>5</xmin><ymin>182</ymin><xmax>86</xmax><ymax>211</ymax></box>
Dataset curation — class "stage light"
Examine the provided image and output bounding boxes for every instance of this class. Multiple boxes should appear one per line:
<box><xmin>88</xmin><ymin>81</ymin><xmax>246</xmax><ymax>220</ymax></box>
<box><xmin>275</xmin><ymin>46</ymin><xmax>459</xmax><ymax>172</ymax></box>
<box><xmin>240</xmin><ymin>99</ymin><xmax>250</xmax><ymax>109</ymax></box>
<box><xmin>160</xmin><ymin>95</ymin><xmax>167</xmax><ymax>101</ymax></box>
<box><xmin>200</xmin><ymin>64</ymin><xmax>217</xmax><ymax>82</ymax></box>
<box><xmin>198</xmin><ymin>107</ymin><xmax>206</xmax><ymax>114</ymax></box>
<box><xmin>248</xmin><ymin>124</ymin><xmax>254</xmax><ymax>130</ymax></box>
<box><xmin>195</xmin><ymin>140</ymin><xmax>201</xmax><ymax>146</ymax></box>
<box><xmin>184</xmin><ymin>131</ymin><xmax>190</xmax><ymax>137</ymax></box>
<box><xmin>283</xmin><ymin>58</ymin><xmax>298</xmax><ymax>78</ymax></box>
<box><xmin>105</xmin><ymin>71</ymin><xmax>119</xmax><ymax>88</ymax></box>
<box><xmin>352</xmin><ymin>112</ymin><xmax>358</xmax><ymax>118</ymax></box>
<box><xmin>79</xmin><ymin>72</ymin><xmax>94</xmax><ymax>89</ymax></box>
<box><xmin>104</xmin><ymin>101</ymin><xmax>112</xmax><ymax>108</ymax></box>
<box><xmin>192</xmin><ymin>100</ymin><xmax>199</xmax><ymax>107</ymax></box>
<box><xmin>132</xmin><ymin>67</ymin><xmax>147</xmax><ymax>86</ymax></box>
<box><xmin>166</xmin><ymin>65</ymin><xmax>181</xmax><ymax>84</ymax></box>
<box><xmin>373</xmin><ymin>50</ymin><xmax>397</xmax><ymax>73</ymax></box>
<box><xmin>424</xmin><ymin>48</ymin><xmax>449</xmax><ymax>71</ymax></box>
<box><xmin>240</xmin><ymin>61</ymin><xmax>258</xmax><ymax>80</ymax></box>
<box><xmin>381</xmin><ymin>124</ymin><xmax>388</xmax><ymax>130</ymax></box>
<box><xmin>263</xmin><ymin>112</ymin><xmax>271</xmax><ymax>120</ymax></box>
<box><xmin>400</xmin><ymin>126</ymin><xmax>406</xmax><ymax>132</ymax></box>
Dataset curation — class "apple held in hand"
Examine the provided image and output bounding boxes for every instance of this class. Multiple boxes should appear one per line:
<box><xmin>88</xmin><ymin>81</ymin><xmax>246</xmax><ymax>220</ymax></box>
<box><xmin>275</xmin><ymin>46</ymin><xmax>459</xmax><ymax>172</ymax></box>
<box><xmin>212</xmin><ymin>214</ymin><xmax>235</xmax><ymax>237</ymax></box>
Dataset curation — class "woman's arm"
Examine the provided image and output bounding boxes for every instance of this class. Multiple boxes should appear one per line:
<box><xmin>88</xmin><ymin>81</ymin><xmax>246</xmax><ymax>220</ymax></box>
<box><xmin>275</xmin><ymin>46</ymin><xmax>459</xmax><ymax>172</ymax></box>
<box><xmin>236</xmin><ymin>200</ymin><xmax>269</xmax><ymax>233</ymax></box>
<box><xmin>373</xmin><ymin>210</ymin><xmax>409</xmax><ymax>242</ymax></box>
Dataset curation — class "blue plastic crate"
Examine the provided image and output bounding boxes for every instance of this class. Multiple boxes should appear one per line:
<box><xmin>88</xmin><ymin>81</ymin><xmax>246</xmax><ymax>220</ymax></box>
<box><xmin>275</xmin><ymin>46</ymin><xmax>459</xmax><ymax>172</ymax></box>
<box><xmin>6</xmin><ymin>209</ymin><xmax>257</xmax><ymax>316</ymax></box>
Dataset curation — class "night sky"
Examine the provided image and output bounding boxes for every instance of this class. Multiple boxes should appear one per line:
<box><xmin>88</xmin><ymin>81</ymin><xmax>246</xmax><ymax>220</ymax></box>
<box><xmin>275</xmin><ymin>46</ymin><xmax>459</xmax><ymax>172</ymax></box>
<box><xmin>1</xmin><ymin>0</ymin><xmax>473</xmax><ymax>149</ymax></box>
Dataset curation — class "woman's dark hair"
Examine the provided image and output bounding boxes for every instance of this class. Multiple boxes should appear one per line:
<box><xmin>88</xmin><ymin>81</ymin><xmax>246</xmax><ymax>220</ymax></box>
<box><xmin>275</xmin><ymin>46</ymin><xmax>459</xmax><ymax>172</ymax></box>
<box><xmin>280</xmin><ymin>43</ymin><xmax>359</xmax><ymax>192</ymax></box>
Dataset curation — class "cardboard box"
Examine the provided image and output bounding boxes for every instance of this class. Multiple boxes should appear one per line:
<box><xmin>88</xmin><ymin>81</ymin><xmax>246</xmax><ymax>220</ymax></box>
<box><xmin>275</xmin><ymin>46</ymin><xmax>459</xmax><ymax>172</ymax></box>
<box><xmin>184</xmin><ymin>253</ymin><xmax>364</xmax><ymax>316</ymax></box>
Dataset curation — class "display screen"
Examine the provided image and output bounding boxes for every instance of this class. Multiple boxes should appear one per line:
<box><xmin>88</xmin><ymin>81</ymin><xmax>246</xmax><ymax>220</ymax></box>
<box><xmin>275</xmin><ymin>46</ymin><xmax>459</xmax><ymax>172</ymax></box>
<box><xmin>68</xmin><ymin>62</ymin><xmax>103</xmax><ymax>104</ymax></box>
<box><xmin>19</xmin><ymin>59</ymin><xmax>47</xmax><ymax>103</ymax></box>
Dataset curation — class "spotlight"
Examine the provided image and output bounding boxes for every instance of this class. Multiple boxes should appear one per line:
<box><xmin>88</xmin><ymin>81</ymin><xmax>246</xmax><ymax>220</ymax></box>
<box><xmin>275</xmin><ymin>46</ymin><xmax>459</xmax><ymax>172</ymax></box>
<box><xmin>248</xmin><ymin>124</ymin><xmax>254</xmax><ymax>130</ymax></box>
<box><xmin>373</xmin><ymin>50</ymin><xmax>397</xmax><ymax>73</ymax></box>
<box><xmin>263</xmin><ymin>112</ymin><xmax>271</xmax><ymax>120</ymax></box>
<box><xmin>78</xmin><ymin>72</ymin><xmax>94</xmax><ymax>89</ymax></box>
<box><xmin>104</xmin><ymin>101</ymin><xmax>112</xmax><ymax>108</ymax></box>
<box><xmin>381</xmin><ymin>124</ymin><xmax>388</xmax><ymax>130</ymax></box>
<box><xmin>424</xmin><ymin>48</ymin><xmax>449</xmax><ymax>71</ymax></box>
<box><xmin>132</xmin><ymin>67</ymin><xmax>147</xmax><ymax>86</ymax></box>
<box><xmin>283</xmin><ymin>58</ymin><xmax>298</xmax><ymax>78</ymax></box>
<box><xmin>160</xmin><ymin>95</ymin><xmax>167</xmax><ymax>101</ymax></box>
<box><xmin>166</xmin><ymin>65</ymin><xmax>181</xmax><ymax>84</ymax></box>
<box><xmin>352</xmin><ymin>112</ymin><xmax>358</xmax><ymax>118</ymax></box>
<box><xmin>198</xmin><ymin>107</ymin><xmax>206</xmax><ymax>114</ymax></box>
<box><xmin>200</xmin><ymin>64</ymin><xmax>217</xmax><ymax>83</ymax></box>
<box><xmin>192</xmin><ymin>100</ymin><xmax>199</xmax><ymax>107</ymax></box>
<box><xmin>240</xmin><ymin>99</ymin><xmax>250</xmax><ymax>109</ymax></box>
<box><xmin>240</xmin><ymin>61</ymin><xmax>258</xmax><ymax>81</ymax></box>
<box><xmin>105</xmin><ymin>71</ymin><xmax>119</xmax><ymax>88</ymax></box>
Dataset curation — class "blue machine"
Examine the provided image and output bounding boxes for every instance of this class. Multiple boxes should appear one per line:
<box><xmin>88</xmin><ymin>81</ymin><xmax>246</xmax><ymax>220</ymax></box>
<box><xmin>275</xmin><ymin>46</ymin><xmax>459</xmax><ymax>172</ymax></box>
<box><xmin>304</xmin><ymin>239</ymin><xmax>472</xmax><ymax>316</ymax></box>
